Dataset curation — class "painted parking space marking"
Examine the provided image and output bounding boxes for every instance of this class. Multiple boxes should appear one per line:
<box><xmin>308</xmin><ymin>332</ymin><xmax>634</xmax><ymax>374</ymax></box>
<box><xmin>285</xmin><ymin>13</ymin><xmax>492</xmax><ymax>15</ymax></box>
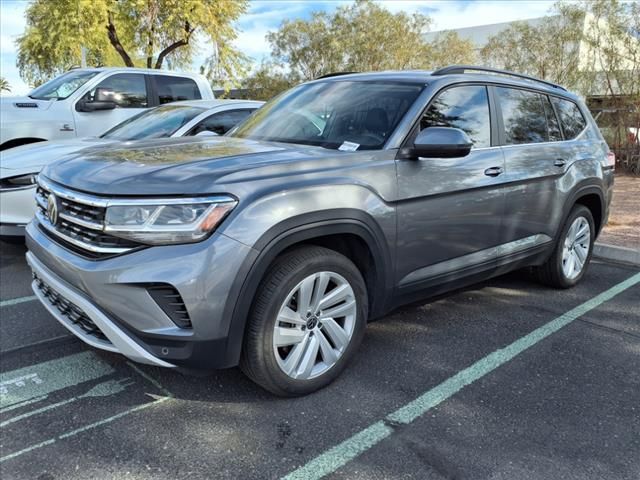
<box><xmin>0</xmin><ymin>352</ymin><xmax>173</xmax><ymax>463</ymax></box>
<box><xmin>0</xmin><ymin>295</ymin><xmax>37</xmax><ymax>308</ymax></box>
<box><xmin>1</xmin><ymin>378</ymin><xmax>134</xmax><ymax>428</ymax></box>
<box><xmin>282</xmin><ymin>271</ymin><xmax>640</xmax><ymax>480</ymax></box>
<box><xmin>0</xmin><ymin>396</ymin><xmax>171</xmax><ymax>463</ymax></box>
<box><xmin>126</xmin><ymin>361</ymin><xmax>173</xmax><ymax>397</ymax></box>
<box><xmin>0</xmin><ymin>351</ymin><xmax>114</xmax><ymax>409</ymax></box>
<box><xmin>0</xmin><ymin>395</ymin><xmax>48</xmax><ymax>414</ymax></box>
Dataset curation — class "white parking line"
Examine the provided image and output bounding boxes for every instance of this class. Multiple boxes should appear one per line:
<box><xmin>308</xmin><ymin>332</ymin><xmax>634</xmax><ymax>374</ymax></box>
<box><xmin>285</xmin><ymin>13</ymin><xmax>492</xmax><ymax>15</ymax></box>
<box><xmin>1</xmin><ymin>378</ymin><xmax>134</xmax><ymax>428</ymax></box>
<box><xmin>0</xmin><ymin>354</ymin><xmax>174</xmax><ymax>463</ymax></box>
<box><xmin>0</xmin><ymin>397</ymin><xmax>170</xmax><ymax>463</ymax></box>
<box><xmin>0</xmin><ymin>295</ymin><xmax>37</xmax><ymax>308</ymax></box>
<box><xmin>0</xmin><ymin>395</ymin><xmax>48</xmax><ymax>414</ymax></box>
<box><xmin>282</xmin><ymin>271</ymin><xmax>640</xmax><ymax>480</ymax></box>
<box><xmin>0</xmin><ymin>351</ymin><xmax>113</xmax><ymax>409</ymax></box>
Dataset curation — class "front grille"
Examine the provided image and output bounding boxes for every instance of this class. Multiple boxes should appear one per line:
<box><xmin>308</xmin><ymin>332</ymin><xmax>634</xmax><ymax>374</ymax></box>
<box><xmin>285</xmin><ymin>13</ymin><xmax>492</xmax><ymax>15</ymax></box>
<box><xmin>33</xmin><ymin>273</ymin><xmax>110</xmax><ymax>343</ymax></box>
<box><xmin>59</xmin><ymin>197</ymin><xmax>105</xmax><ymax>224</ymax></box>
<box><xmin>35</xmin><ymin>181</ymin><xmax>140</xmax><ymax>257</ymax></box>
<box><xmin>147</xmin><ymin>285</ymin><xmax>192</xmax><ymax>329</ymax></box>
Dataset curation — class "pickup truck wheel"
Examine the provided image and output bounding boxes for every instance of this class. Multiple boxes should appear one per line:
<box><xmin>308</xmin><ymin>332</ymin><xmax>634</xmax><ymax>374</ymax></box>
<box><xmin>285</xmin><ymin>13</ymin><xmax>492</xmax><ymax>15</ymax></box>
<box><xmin>533</xmin><ymin>205</ymin><xmax>595</xmax><ymax>288</ymax></box>
<box><xmin>240</xmin><ymin>246</ymin><xmax>368</xmax><ymax>396</ymax></box>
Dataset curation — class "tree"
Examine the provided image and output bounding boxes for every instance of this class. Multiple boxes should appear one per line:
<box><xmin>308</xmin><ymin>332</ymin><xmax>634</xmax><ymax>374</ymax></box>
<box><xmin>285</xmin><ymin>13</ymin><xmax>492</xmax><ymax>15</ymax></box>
<box><xmin>265</xmin><ymin>0</ymin><xmax>475</xmax><ymax>82</ymax></box>
<box><xmin>480</xmin><ymin>4</ymin><xmax>585</xmax><ymax>90</ymax></box>
<box><xmin>243</xmin><ymin>63</ymin><xmax>299</xmax><ymax>101</ymax></box>
<box><xmin>425</xmin><ymin>31</ymin><xmax>478</xmax><ymax>68</ymax></box>
<box><xmin>0</xmin><ymin>77</ymin><xmax>10</xmax><ymax>93</ymax></box>
<box><xmin>579</xmin><ymin>0</ymin><xmax>640</xmax><ymax>172</ymax></box>
<box><xmin>17</xmin><ymin>0</ymin><xmax>248</xmax><ymax>87</ymax></box>
<box><xmin>480</xmin><ymin>0</ymin><xmax>639</xmax><ymax>172</ymax></box>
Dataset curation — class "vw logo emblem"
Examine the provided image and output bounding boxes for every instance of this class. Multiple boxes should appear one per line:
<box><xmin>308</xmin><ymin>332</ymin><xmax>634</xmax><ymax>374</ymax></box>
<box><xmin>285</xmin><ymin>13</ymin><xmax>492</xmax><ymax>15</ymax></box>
<box><xmin>47</xmin><ymin>193</ymin><xmax>59</xmax><ymax>226</ymax></box>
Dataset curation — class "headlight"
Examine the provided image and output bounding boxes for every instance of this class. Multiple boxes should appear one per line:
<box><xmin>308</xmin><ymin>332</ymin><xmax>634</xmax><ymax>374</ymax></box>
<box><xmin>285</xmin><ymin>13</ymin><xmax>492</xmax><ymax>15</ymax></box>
<box><xmin>0</xmin><ymin>173</ymin><xmax>37</xmax><ymax>191</ymax></box>
<box><xmin>104</xmin><ymin>196</ymin><xmax>237</xmax><ymax>245</ymax></box>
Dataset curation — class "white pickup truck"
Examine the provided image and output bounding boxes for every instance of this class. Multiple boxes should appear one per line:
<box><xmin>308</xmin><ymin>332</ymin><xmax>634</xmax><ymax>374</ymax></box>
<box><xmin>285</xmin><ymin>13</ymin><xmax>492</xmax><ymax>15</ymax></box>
<box><xmin>0</xmin><ymin>67</ymin><xmax>214</xmax><ymax>150</ymax></box>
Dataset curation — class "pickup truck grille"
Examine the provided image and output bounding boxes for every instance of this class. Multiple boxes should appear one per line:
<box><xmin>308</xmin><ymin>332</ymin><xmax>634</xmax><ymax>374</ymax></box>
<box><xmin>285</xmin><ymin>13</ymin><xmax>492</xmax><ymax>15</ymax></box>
<box><xmin>35</xmin><ymin>178</ymin><xmax>140</xmax><ymax>257</ymax></box>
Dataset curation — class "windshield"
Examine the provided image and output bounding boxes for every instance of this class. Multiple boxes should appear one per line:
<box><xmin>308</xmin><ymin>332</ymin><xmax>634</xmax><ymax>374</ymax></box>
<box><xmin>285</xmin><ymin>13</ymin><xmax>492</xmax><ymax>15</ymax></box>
<box><xmin>101</xmin><ymin>105</ymin><xmax>207</xmax><ymax>140</ymax></box>
<box><xmin>230</xmin><ymin>81</ymin><xmax>424</xmax><ymax>150</ymax></box>
<box><xmin>29</xmin><ymin>70</ymin><xmax>99</xmax><ymax>100</ymax></box>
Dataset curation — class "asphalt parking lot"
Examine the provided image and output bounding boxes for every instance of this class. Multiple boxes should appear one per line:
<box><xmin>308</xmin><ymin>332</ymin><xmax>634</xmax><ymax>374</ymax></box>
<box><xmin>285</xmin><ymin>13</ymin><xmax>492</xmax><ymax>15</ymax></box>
<box><xmin>1</xmin><ymin>239</ymin><xmax>638</xmax><ymax>480</ymax></box>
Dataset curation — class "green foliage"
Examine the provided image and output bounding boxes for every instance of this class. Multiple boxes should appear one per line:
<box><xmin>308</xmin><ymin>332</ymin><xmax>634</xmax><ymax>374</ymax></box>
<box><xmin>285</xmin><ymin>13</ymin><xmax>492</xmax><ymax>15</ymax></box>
<box><xmin>17</xmin><ymin>0</ymin><xmax>248</xmax><ymax>87</ymax></box>
<box><xmin>246</xmin><ymin>0</ymin><xmax>475</xmax><ymax>99</ymax></box>
<box><xmin>265</xmin><ymin>0</ymin><xmax>475</xmax><ymax>82</ymax></box>
<box><xmin>480</xmin><ymin>5</ymin><xmax>586</xmax><ymax>90</ymax></box>
<box><xmin>0</xmin><ymin>77</ymin><xmax>11</xmax><ymax>93</ymax></box>
<box><xmin>243</xmin><ymin>63</ymin><xmax>299</xmax><ymax>101</ymax></box>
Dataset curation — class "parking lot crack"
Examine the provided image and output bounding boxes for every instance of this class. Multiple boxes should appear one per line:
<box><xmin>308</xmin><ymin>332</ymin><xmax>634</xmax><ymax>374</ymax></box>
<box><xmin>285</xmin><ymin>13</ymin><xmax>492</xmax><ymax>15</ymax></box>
<box><xmin>577</xmin><ymin>318</ymin><xmax>640</xmax><ymax>340</ymax></box>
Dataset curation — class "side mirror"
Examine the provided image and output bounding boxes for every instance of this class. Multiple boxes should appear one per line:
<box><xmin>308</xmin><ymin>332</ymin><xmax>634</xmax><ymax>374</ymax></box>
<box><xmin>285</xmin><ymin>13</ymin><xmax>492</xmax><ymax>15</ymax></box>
<box><xmin>75</xmin><ymin>87</ymin><xmax>116</xmax><ymax>112</ymax></box>
<box><xmin>94</xmin><ymin>87</ymin><xmax>115</xmax><ymax>103</ymax></box>
<box><xmin>195</xmin><ymin>130</ymin><xmax>219</xmax><ymax>137</ymax></box>
<box><xmin>410</xmin><ymin>127</ymin><xmax>473</xmax><ymax>159</ymax></box>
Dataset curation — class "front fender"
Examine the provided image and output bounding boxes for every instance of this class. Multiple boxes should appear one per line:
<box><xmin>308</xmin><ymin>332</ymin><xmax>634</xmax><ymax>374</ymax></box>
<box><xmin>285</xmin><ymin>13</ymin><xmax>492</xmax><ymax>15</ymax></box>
<box><xmin>217</xmin><ymin>184</ymin><xmax>396</xmax><ymax>367</ymax></box>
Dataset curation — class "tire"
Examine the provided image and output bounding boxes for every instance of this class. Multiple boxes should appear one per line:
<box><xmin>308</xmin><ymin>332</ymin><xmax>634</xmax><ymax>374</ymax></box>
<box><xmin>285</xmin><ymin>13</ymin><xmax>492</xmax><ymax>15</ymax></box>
<box><xmin>533</xmin><ymin>205</ymin><xmax>595</xmax><ymax>289</ymax></box>
<box><xmin>240</xmin><ymin>245</ymin><xmax>368</xmax><ymax>396</ymax></box>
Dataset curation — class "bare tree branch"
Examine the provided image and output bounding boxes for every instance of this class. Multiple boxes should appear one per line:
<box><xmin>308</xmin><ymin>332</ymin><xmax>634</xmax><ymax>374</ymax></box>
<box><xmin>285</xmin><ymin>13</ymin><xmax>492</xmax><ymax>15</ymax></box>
<box><xmin>106</xmin><ymin>11</ymin><xmax>134</xmax><ymax>67</ymax></box>
<box><xmin>154</xmin><ymin>20</ymin><xmax>195</xmax><ymax>69</ymax></box>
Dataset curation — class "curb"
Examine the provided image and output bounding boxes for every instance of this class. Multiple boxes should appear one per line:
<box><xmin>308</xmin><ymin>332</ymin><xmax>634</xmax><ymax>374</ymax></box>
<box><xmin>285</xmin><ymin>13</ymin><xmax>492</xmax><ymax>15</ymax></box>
<box><xmin>593</xmin><ymin>243</ymin><xmax>640</xmax><ymax>266</ymax></box>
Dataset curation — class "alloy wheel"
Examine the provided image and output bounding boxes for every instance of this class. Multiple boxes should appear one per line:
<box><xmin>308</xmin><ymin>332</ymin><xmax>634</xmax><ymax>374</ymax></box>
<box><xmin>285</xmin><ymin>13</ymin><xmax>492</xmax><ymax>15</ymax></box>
<box><xmin>273</xmin><ymin>271</ymin><xmax>357</xmax><ymax>380</ymax></box>
<box><xmin>561</xmin><ymin>216</ymin><xmax>591</xmax><ymax>280</ymax></box>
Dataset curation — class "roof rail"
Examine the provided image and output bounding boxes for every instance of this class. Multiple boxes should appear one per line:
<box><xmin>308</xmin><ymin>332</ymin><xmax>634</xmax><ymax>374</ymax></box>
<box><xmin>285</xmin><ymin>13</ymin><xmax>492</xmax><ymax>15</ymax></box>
<box><xmin>431</xmin><ymin>65</ymin><xmax>567</xmax><ymax>91</ymax></box>
<box><xmin>315</xmin><ymin>72</ymin><xmax>359</xmax><ymax>79</ymax></box>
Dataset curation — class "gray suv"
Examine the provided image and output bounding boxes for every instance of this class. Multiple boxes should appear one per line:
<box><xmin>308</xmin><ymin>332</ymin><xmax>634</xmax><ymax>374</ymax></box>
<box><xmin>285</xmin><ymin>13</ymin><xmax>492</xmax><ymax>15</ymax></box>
<box><xmin>25</xmin><ymin>66</ymin><xmax>614</xmax><ymax>396</ymax></box>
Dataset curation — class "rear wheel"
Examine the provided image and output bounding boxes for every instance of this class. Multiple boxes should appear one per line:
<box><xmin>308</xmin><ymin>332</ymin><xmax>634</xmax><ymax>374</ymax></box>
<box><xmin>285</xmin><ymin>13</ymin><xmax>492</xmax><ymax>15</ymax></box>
<box><xmin>533</xmin><ymin>205</ymin><xmax>595</xmax><ymax>288</ymax></box>
<box><xmin>240</xmin><ymin>246</ymin><xmax>368</xmax><ymax>396</ymax></box>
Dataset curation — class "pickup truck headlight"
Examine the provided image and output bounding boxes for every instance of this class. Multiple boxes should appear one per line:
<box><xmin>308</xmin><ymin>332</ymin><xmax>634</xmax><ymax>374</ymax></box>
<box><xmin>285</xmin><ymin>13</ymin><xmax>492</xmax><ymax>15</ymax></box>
<box><xmin>104</xmin><ymin>196</ymin><xmax>237</xmax><ymax>245</ymax></box>
<box><xmin>0</xmin><ymin>173</ymin><xmax>37</xmax><ymax>191</ymax></box>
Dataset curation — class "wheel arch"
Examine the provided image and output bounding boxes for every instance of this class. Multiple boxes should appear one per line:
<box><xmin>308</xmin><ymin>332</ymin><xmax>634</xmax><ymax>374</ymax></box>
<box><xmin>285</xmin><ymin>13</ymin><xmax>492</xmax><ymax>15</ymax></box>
<box><xmin>222</xmin><ymin>210</ymin><xmax>394</xmax><ymax>367</ymax></box>
<box><xmin>564</xmin><ymin>183</ymin><xmax>606</xmax><ymax>236</ymax></box>
<box><xmin>0</xmin><ymin>137</ymin><xmax>47</xmax><ymax>151</ymax></box>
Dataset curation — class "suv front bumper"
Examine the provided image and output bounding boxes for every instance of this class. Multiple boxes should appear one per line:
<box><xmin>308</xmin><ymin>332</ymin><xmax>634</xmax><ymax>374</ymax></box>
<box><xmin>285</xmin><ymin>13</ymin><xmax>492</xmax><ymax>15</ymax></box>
<box><xmin>25</xmin><ymin>220</ymin><xmax>257</xmax><ymax>369</ymax></box>
<box><xmin>27</xmin><ymin>250</ymin><xmax>175</xmax><ymax>367</ymax></box>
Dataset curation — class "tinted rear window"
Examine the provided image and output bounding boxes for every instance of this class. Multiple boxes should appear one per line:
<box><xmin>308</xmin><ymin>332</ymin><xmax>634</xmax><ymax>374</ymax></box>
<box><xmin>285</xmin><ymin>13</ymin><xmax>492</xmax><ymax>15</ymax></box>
<box><xmin>543</xmin><ymin>95</ymin><xmax>563</xmax><ymax>142</ymax></box>
<box><xmin>191</xmin><ymin>109</ymin><xmax>255</xmax><ymax>136</ymax></box>
<box><xmin>551</xmin><ymin>97</ymin><xmax>587</xmax><ymax>140</ymax></box>
<box><xmin>155</xmin><ymin>76</ymin><xmax>202</xmax><ymax>104</ymax></box>
<box><xmin>496</xmin><ymin>87</ymin><xmax>548</xmax><ymax>144</ymax></box>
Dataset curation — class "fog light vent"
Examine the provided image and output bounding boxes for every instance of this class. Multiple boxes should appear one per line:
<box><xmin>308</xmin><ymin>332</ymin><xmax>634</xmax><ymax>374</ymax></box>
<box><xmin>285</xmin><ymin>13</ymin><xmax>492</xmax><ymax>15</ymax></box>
<box><xmin>147</xmin><ymin>284</ymin><xmax>192</xmax><ymax>329</ymax></box>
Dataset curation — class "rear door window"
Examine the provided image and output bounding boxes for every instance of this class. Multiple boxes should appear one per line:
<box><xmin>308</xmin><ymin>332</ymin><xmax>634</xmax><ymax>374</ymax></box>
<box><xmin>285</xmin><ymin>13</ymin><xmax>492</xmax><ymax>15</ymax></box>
<box><xmin>495</xmin><ymin>87</ymin><xmax>548</xmax><ymax>144</ymax></box>
<box><xmin>190</xmin><ymin>109</ymin><xmax>255</xmax><ymax>135</ymax></box>
<box><xmin>543</xmin><ymin>96</ymin><xmax>563</xmax><ymax>141</ymax></box>
<box><xmin>154</xmin><ymin>76</ymin><xmax>202</xmax><ymax>104</ymax></box>
<box><xmin>421</xmin><ymin>85</ymin><xmax>491</xmax><ymax>148</ymax></box>
<box><xmin>551</xmin><ymin>97</ymin><xmax>587</xmax><ymax>140</ymax></box>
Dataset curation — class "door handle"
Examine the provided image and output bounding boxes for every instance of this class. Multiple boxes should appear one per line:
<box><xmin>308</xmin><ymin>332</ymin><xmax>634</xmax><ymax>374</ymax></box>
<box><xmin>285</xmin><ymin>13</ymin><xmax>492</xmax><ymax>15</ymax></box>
<box><xmin>484</xmin><ymin>166</ymin><xmax>503</xmax><ymax>177</ymax></box>
<box><xmin>554</xmin><ymin>158</ymin><xmax>566</xmax><ymax>167</ymax></box>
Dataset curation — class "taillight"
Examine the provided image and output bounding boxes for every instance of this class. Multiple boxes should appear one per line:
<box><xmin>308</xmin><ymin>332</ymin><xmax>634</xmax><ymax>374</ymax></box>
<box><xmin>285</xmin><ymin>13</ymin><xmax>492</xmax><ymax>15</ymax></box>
<box><xmin>606</xmin><ymin>151</ymin><xmax>616</xmax><ymax>169</ymax></box>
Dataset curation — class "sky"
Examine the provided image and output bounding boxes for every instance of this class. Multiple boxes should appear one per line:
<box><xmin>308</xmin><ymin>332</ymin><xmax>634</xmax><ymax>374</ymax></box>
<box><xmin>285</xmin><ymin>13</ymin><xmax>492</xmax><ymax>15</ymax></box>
<box><xmin>0</xmin><ymin>0</ymin><xmax>557</xmax><ymax>96</ymax></box>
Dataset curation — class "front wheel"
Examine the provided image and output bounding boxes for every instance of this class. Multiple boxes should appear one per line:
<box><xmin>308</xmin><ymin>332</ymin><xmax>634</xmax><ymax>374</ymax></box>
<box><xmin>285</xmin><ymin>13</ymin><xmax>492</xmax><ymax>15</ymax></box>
<box><xmin>533</xmin><ymin>205</ymin><xmax>595</xmax><ymax>288</ymax></box>
<box><xmin>240</xmin><ymin>246</ymin><xmax>368</xmax><ymax>396</ymax></box>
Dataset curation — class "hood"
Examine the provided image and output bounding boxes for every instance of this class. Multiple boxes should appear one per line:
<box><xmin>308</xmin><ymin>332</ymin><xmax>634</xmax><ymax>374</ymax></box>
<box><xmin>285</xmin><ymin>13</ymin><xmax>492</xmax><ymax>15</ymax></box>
<box><xmin>0</xmin><ymin>96</ymin><xmax>56</xmax><ymax>118</ymax></box>
<box><xmin>0</xmin><ymin>138</ymin><xmax>115</xmax><ymax>177</ymax></box>
<box><xmin>41</xmin><ymin>136</ymin><xmax>335</xmax><ymax>195</ymax></box>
